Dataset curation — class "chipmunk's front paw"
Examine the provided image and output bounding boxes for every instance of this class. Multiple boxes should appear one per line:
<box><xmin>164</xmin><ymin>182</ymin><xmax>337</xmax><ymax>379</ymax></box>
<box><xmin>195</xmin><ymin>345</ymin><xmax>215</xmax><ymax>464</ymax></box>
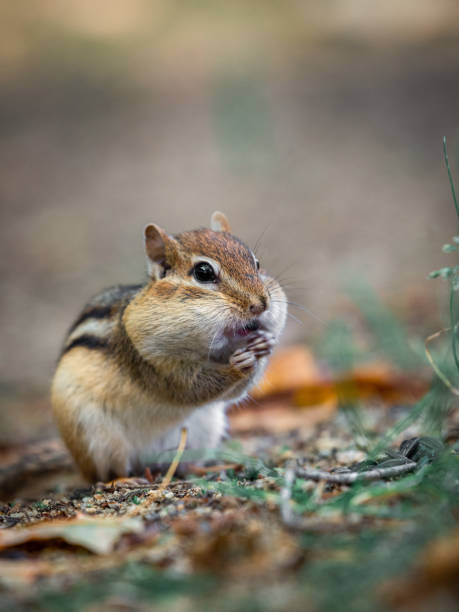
<box><xmin>247</xmin><ymin>330</ymin><xmax>276</xmax><ymax>358</ymax></box>
<box><xmin>230</xmin><ymin>347</ymin><xmax>257</xmax><ymax>372</ymax></box>
<box><xmin>229</xmin><ymin>331</ymin><xmax>276</xmax><ymax>372</ymax></box>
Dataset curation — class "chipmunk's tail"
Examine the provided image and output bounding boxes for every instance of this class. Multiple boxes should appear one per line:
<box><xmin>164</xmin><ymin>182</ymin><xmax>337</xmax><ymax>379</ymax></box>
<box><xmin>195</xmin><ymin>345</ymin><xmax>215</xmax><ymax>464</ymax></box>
<box><xmin>0</xmin><ymin>440</ymin><xmax>74</xmax><ymax>499</ymax></box>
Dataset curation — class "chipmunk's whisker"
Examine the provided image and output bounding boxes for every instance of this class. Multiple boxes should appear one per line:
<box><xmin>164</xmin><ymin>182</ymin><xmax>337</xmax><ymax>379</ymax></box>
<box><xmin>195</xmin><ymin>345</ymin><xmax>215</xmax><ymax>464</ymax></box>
<box><xmin>269</xmin><ymin>298</ymin><xmax>325</xmax><ymax>325</ymax></box>
<box><xmin>271</xmin><ymin>258</ymin><xmax>302</xmax><ymax>283</ymax></box>
<box><xmin>208</xmin><ymin>328</ymin><xmax>220</xmax><ymax>360</ymax></box>
<box><xmin>252</xmin><ymin>222</ymin><xmax>272</xmax><ymax>255</ymax></box>
<box><xmin>287</xmin><ymin>301</ymin><xmax>325</xmax><ymax>324</ymax></box>
<box><xmin>286</xmin><ymin>311</ymin><xmax>304</xmax><ymax>327</ymax></box>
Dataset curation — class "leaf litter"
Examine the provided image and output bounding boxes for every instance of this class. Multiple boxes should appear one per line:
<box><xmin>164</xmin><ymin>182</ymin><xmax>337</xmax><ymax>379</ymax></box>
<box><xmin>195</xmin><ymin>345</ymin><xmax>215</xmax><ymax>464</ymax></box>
<box><xmin>0</xmin><ymin>316</ymin><xmax>458</xmax><ymax>610</ymax></box>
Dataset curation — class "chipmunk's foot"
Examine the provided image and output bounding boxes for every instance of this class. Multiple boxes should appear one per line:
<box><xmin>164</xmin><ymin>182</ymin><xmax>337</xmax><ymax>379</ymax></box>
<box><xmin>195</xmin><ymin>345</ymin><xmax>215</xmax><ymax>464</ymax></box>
<box><xmin>105</xmin><ymin>476</ymin><xmax>151</xmax><ymax>487</ymax></box>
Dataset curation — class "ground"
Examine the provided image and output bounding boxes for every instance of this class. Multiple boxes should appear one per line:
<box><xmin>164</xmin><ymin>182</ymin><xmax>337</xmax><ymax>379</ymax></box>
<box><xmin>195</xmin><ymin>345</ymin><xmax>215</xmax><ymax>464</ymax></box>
<box><xmin>0</xmin><ymin>347</ymin><xmax>457</xmax><ymax>611</ymax></box>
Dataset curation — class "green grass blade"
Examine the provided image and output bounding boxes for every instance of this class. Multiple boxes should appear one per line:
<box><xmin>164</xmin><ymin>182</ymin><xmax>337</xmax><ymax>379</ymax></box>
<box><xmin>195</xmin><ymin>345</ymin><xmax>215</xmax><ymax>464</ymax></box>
<box><xmin>443</xmin><ymin>136</ymin><xmax>459</xmax><ymax>221</ymax></box>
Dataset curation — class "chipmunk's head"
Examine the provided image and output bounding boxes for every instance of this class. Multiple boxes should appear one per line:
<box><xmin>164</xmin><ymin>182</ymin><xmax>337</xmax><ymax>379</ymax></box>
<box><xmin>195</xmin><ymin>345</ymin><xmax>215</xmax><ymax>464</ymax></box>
<box><xmin>124</xmin><ymin>212</ymin><xmax>287</xmax><ymax>360</ymax></box>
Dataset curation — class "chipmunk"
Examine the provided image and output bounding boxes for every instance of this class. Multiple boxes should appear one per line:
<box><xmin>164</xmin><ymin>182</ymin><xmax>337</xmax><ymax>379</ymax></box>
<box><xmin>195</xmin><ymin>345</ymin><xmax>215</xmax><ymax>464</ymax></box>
<box><xmin>51</xmin><ymin>212</ymin><xmax>287</xmax><ymax>482</ymax></box>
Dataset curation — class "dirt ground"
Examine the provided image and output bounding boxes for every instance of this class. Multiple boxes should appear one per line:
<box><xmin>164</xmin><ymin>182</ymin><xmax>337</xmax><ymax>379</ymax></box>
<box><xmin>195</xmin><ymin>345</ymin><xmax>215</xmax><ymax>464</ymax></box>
<box><xmin>0</xmin><ymin>390</ymin><xmax>457</xmax><ymax>611</ymax></box>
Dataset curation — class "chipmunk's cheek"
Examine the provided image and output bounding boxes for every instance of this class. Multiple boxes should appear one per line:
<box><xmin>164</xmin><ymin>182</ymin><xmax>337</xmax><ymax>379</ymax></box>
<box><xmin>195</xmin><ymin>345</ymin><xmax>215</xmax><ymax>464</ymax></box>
<box><xmin>258</xmin><ymin>307</ymin><xmax>277</xmax><ymax>334</ymax></box>
<box><xmin>207</xmin><ymin>332</ymin><xmax>227</xmax><ymax>352</ymax></box>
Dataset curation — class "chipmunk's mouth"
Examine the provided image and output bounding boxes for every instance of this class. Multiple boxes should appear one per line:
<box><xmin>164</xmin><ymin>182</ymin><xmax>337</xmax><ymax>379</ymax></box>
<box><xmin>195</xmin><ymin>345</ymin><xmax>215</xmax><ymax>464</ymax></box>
<box><xmin>224</xmin><ymin>319</ymin><xmax>261</xmax><ymax>338</ymax></box>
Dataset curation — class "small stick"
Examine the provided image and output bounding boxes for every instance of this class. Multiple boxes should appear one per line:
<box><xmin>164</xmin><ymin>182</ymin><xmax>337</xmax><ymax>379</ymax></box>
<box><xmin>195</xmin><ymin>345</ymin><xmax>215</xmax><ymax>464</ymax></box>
<box><xmin>425</xmin><ymin>327</ymin><xmax>459</xmax><ymax>396</ymax></box>
<box><xmin>144</xmin><ymin>466</ymin><xmax>154</xmax><ymax>483</ymax></box>
<box><xmin>280</xmin><ymin>462</ymin><xmax>357</xmax><ymax>532</ymax></box>
<box><xmin>104</xmin><ymin>482</ymin><xmax>159</xmax><ymax>491</ymax></box>
<box><xmin>127</xmin><ymin>428</ymin><xmax>188</xmax><ymax>517</ymax></box>
<box><xmin>295</xmin><ymin>461</ymin><xmax>417</xmax><ymax>484</ymax></box>
<box><xmin>160</xmin><ymin>427</ymin><xmax>188</xmax><ymax>489</ymax></box>
<box><xmin>280</xmin><ymin>462</ymin><xmax>296</xmax><ymax>526</ymax></box>
<box><xmin>187</xmin><ymin>463</ymin><xmax>242</xmax><ymax>476</ymax></box>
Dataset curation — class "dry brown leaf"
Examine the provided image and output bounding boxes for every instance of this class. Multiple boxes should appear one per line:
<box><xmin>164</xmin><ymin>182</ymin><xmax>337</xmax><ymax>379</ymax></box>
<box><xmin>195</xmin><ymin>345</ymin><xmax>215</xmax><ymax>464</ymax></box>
<box><xmin>0</xmin><ymin>551</ymin><xmax>143</xmax><ymax>587</ymax></box>
<box><xmin>229</xmin><ymin>346</ymin><xmax>336</xmax><ymax>433</ymax></box>
<box><xmin>337</xmin><ymin>362</ymin><xmax>427</xmax><ymax>403</ymax></box>
<box><xmin>0</xmin><ymin>516</ymin><xmax>144</xmax><ymax>555</ymax></box>
<box><xmin>252</xmin><ymin>346</ymin><xmax>426</xmax><ymax>406</ymax></box>
<box><xmin>0</xmin><ymin>559</ymin><xmax>57</xmax><ymax>587</ymax></box>
<box><xmin>230</xmin><ymin>348</ymin><xmax>427</xmax><ymax>434</ymax></box>
<box><xmin>187</xmin><ymin>463</ymin><xmax>243</xmax><ymax>475</ymax></box>
<box><xmin>293</xmin><ymin>361</ymin><xmax>427</xmax><ymax>406</ymax></box>
<box><xmin>252</xmin><ymin>346</ymin><xmax>322</xmax><ymax>399</ymax></box>
<box><xmin>229</xmin><ymin>398</ymin><xmax>336</xmax><ymax>434</ymax></box>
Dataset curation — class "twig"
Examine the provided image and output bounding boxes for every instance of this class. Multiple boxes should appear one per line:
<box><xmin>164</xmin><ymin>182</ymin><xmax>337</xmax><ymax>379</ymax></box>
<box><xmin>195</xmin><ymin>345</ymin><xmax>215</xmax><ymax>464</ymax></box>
<box><xmin>160</xmin><ymin>427</ymin><xmax>188</xmax><ymax>489</ymax></box>
<box><xmin>443</xmin><ymin>136</ymin><xmax>459</xmax><ymax>220</ymax></box>
<box><xmin>102</xmin><ymin>482</ymin><xmax>160</xmax><ymax>491</ymax></box>
<box><xmin>425</xmin><ymin>327</ymin><xmax>459</xmax><ymax>396</ymax></box>
<box><xmin>295</xmin><ymin>461</ymin><xmax>417</xmax><ymax>484</ymax></box>
<box><xmin>144</xmin><ymin>466</ymin><xmax>154</xmax><ymax>483</ymax></box>
<box><xmin>280</xmin><ymin>462</ymin><xmax>296</xmax><ymax>526</ymax></box>
<box><xmin>187</xmin><ymin>463</ymin><xmax>243</xmax><ymax>476</ymax></box>
<box><xmin>127</xmin><ymin>428</ymin><xmax>188</xmax><ymax>517</ymax></box>
<box><xmin>280</xmin><ymin>462</ymin><xmax>360</xmax><ymax>532</ymax></box>
<box><xmin>0</xmin><ymin>449</ymin><xmax>73</xmax><ymax>496</ymax></box>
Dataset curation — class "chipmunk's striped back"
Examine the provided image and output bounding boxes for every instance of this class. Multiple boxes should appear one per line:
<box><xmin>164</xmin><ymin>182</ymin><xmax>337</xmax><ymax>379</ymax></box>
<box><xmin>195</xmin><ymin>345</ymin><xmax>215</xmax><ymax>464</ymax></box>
<box><xmin>61</xmin><ymin>284</ymin><xmax>144</xmax><ymax>357</ymax></box>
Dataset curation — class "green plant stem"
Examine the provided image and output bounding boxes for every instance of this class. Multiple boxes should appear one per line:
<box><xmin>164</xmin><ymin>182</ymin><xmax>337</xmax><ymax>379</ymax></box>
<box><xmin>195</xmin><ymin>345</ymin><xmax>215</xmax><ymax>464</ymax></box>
<box><xmin>443</xmin><ymin>136</ymin><xmax>459</xmax><ymax>221</ymax></box>
<box><xmin>450</xmin><ymin>278</ymin><xmax>459</xmax><ymax>371</ymax></box>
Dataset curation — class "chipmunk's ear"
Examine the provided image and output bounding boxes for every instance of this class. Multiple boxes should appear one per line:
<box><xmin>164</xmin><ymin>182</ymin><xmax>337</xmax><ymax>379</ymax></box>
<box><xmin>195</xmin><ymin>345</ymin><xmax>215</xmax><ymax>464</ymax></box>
<box><xmin>144</xmin><ymin>224</ymin><xmax>176</xmax><ymax>280</ymax></box>
<box><xmin>210</xmin><ymin>211</ymin><xmax>231</xmax><ymax>233</ymax></box>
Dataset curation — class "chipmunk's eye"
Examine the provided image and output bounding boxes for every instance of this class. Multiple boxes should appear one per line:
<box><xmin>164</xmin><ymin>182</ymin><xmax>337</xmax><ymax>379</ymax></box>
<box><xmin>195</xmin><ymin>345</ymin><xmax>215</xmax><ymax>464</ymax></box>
<box><xmin>193</xmin><ymin>261</ymin><xmax>217</xmax><ymax>283</ymax></box>
<box><xmin>255</xmin><ymin>259</ymin><xmax>260</xmax><ymax>271</ymax></box>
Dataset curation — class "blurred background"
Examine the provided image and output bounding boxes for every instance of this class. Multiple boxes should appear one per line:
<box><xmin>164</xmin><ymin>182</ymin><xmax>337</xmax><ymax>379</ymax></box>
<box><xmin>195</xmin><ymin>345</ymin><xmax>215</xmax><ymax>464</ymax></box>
<box><xmin>1</xmin><ymin>1</ymin><xmax>459</xmax><ymax>440</ymax></box>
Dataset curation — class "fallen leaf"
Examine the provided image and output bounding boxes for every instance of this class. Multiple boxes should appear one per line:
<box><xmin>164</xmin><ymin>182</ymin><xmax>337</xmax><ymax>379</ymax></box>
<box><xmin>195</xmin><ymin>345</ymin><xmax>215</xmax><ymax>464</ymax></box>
<box><xmin>0</xmin><ymin>516</ymin><xmax>144</xmax><ymax>555</ymax></box>
<box><xmin>295</xmin><ymin>362</ymin><xmax>427</xmax><ymax>406</ymax></box>
<box><xmin>229</xmin><ymin>398</ymin><xmax>336</xmax><ymax>434</ymax></box>
<box><xmin>0</xmin><ymin>559</ymin><xmax>56</xmax><ymax>587</ymax></box>
<box><xmin>252</xmin><ymin>346</ymin><xmax>321</xmax><ymax>399</ymax></box>
<box><xmin>230</xmin><ymin>349</ymin><xmax>428</xmax><ymax>433</ymax></box>
<box><xmin>187</xmin><ymin>463</ymin><xmax>243</xmax><ymax>475</ymax></box>
<box><xmin>252</xmin><ymin>347</ymin><xmax>427</xmax><ymax>406</ymax></box>
<box><xmin>229</xmin><ymin>346</ymin><xmax>336</xmax><ymax>433</ymax></box>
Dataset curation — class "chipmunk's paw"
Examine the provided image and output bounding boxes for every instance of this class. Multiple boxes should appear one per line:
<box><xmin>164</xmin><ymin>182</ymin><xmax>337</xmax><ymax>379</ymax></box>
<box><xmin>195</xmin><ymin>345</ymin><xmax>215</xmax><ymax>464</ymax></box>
<box><xmin>247</xmin><ymin>330</ymin><xmax>276</xmax><ymax>358</ymax></box>
<box><xmin>230</xmin><ymin>331</ymin><xmax>276</xmax><ymax>371</ymax></box>
<box><xmin>230</xmin><ymin>347</ymin><xmax>257</xmax><ymax>371</ymax></box>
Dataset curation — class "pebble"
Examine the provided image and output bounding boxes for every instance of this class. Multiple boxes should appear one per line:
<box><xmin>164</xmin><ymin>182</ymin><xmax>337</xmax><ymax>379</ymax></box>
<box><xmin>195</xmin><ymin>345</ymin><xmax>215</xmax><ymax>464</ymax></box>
<box><xmin>336</xmin><ymin>450</ymin><xmax>366</xmax><ymax>464</ymax></box>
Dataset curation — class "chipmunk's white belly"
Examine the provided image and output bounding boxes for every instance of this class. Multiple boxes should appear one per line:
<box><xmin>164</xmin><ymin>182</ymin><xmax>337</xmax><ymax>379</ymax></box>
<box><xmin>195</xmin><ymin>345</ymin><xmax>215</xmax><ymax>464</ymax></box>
<box><xmin>80</xmin><ymin>399</ymin><xmax>227</xmax><ymax>476</ymax></box>
<box><xmin>135</xmin><ymin>401</ymin><xmax>227</xmax><ymax>464</ymax></box>
<box><xmin>78</xmin><ymin>391</ymin><xmax>226</xmax><ymax>473</ymax></box>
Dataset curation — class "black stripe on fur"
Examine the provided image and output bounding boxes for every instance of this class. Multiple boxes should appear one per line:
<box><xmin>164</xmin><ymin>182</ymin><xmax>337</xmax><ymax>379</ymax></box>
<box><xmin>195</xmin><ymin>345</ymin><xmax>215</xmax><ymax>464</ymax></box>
<box><xmin>67</xmin><ymin>306</ymin><xmax>114</xmax><ymax>334</ymax></box>
<box><xmin>63</xmin><ymin>334</ymin><xmax>109</xmax><ymax>355</ymax></box>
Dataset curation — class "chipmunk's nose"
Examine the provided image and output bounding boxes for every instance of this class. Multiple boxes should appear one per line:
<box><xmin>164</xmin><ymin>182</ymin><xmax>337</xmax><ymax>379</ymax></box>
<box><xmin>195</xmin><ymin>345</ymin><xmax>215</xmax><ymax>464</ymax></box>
<box><xmin>249</xmin><ymin>296</ymin><xmax>267</xmax><ymax>316</ymax></box>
